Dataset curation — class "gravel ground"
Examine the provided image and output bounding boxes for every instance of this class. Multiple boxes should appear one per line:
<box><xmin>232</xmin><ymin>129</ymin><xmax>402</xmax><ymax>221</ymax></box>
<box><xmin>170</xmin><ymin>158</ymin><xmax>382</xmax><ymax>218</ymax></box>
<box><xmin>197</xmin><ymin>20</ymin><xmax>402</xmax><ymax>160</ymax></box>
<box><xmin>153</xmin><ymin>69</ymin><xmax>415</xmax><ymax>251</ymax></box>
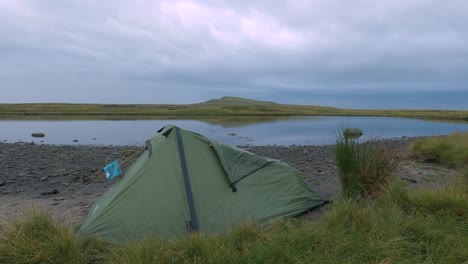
<box><xmin>0</xmin><ymin>137</ymin><xmax>460</xmax><ymax>224</ymax></box>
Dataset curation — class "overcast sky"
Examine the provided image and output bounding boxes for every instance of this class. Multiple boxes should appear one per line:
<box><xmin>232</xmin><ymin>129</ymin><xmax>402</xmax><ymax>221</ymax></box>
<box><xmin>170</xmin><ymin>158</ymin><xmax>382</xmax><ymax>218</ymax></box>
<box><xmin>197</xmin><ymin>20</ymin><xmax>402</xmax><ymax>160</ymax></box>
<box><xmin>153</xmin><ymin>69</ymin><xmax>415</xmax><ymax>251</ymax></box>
<box><xmin>1</xmin><ymin>0</ymin><xmax>467</xmax><ymax>107</ymax></box>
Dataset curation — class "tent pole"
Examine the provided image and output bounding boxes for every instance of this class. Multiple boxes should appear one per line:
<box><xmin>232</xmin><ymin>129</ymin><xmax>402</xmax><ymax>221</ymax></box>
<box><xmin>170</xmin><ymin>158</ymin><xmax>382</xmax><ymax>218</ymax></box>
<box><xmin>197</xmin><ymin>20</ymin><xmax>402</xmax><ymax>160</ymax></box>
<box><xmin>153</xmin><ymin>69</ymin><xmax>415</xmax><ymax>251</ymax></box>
<box><xmin>175</xmin><ymin>127</ymin><xmax>199</xmax><ymax>233</ymax></box>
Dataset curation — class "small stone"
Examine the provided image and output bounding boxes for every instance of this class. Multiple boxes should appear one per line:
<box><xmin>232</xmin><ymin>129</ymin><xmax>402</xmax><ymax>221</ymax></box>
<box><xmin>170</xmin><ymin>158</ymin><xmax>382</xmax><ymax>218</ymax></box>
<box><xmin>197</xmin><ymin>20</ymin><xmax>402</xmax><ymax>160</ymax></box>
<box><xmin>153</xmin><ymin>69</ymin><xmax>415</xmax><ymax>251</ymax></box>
<box><xmin>84</xmin><ymin>191</ymin><xmax>93</xmax><ymax>195</ymax></box>
<box><xmin>40</xmin><ymin>176</ymin><xmax>48</xmax><ymax>181</ymax></box>
<box><xmin>402</xmin><ymin>177</ymin><xmax>418</xmax><ymax>183</ymax></box>
<box><xmin>0</xmin><ymin>180</ymin><xmax>5</xmax><ymax>186</ymax></box>
<box><xmin>73</xmin><ymin>139</ymin><xmax>79</xmax><ymax>142</ymax></box>
<box><xmin>228</xmin><ymin>133</ymin><xmax>237</xmax><ymax>136</ymax></box>
<box><xmin>31</xmin><ymin>132</ymin><xmax>45</xmax><ymax>138</ymax></box>
<box><xmin>54</xmin><ymin>197</ymin><xmax>65</xmax><ymax>201</ymax></box>
<box><xmin>343</xmin><ymin>128</ymin><xmax>363</xmax><ymax>139</ymax></box>
<box><xmin>40</xmin><ymin>188</ymin><xmax>60</xmax><ymax>196</ymax></box>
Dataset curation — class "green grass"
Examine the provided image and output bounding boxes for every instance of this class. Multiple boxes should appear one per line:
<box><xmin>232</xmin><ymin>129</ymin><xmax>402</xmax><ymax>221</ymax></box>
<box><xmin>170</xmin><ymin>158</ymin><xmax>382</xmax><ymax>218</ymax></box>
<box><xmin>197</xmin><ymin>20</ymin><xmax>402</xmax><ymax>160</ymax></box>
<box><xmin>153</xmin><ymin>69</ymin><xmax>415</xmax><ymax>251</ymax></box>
<box><xmin>0</xmin><ymin>210</ymin><xmax>106</xmax><ymax>264</ymax></box>
<box><xmin>1</xmin><ymin>176</ymin><xmax>466</xmax><ymax>263</ymax></box>
<box><xmin>334</xmin><ymin>131</ymin><xmax>400</xmax><ymax>199</ymax></box>
<box><xmin>0</xmin><ymin>96</ymin><xmax>467</xmax><ymax>122</ymax></box>
<box><xmin>411</xmin><ymin>132</ymin><xmax>468</xmax><ymax>166</ymax></box>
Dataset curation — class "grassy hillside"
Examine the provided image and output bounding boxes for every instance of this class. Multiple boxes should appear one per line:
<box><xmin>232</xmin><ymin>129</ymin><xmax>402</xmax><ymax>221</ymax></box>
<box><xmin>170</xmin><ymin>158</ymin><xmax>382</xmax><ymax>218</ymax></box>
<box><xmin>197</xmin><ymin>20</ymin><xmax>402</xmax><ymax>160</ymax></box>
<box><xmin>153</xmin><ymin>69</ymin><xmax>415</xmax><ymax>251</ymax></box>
<box><xmin>195</xmin><ymin>96</ymin><xmax>278</xmax><ymax>106</ymax></box>
<box><xmin>0</xmin><ymin>96</ymin><xmax>467</xmax><ymax>122</ymax></box>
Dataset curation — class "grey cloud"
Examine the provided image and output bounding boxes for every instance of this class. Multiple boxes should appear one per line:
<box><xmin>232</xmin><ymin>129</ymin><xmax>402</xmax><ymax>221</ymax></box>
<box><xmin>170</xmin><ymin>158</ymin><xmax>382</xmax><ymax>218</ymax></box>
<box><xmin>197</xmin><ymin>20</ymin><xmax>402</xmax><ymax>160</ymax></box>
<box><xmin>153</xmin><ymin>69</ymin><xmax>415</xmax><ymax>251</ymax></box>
<box><xmin>0</xmin><ymin>0</ymin><xmax>467</xmax><ymax>105</ymax></box>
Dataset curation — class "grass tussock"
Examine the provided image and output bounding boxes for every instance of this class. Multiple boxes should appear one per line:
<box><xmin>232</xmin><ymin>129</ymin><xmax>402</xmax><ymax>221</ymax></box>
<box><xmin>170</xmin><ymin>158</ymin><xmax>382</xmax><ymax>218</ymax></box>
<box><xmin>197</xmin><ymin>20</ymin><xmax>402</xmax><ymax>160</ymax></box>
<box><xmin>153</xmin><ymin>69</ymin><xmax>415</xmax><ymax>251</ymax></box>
<box><xmin>411</xmin><ymin>132</ymin><xmax>468</xmax><ymax>166</ymax></box>
<box><xmin>1</xmin><ymin>176</ymin><xmax>466</xmax><ymax>263</ymax></box>
<box><xmin>334</xmin><ymin>131</ymin><xmax>399</xmax><ymax>199</ymax></box>
<box><xmin>0</xmin><ymin>210</ymin><xmax>106</xmax><ymax>264</ymax></box>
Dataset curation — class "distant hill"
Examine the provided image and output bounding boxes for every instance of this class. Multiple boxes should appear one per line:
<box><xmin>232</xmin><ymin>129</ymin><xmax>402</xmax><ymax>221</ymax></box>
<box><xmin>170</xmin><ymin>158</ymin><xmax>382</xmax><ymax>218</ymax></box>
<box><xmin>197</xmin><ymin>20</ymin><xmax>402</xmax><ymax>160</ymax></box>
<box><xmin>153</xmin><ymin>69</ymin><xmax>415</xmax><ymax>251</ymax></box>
<box><xmin>0</xmin><ymin>96</ymin><xmax>466</xmax><ymax>122</ymax></box>
<box><xmin>196</xmin><ymin>96</ymin><xmax>278</xmax><ymax>106</ymax></box>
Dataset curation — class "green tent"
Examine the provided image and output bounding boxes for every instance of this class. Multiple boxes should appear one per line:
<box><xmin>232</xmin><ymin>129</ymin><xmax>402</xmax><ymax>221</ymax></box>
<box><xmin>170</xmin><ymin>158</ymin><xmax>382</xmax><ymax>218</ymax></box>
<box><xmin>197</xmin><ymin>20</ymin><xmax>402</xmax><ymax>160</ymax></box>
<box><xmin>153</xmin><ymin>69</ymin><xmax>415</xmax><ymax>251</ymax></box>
<box><xmin>79</xmin><ymin>125</ymin><xmax>327</xmax><ymax>242</ymax></box>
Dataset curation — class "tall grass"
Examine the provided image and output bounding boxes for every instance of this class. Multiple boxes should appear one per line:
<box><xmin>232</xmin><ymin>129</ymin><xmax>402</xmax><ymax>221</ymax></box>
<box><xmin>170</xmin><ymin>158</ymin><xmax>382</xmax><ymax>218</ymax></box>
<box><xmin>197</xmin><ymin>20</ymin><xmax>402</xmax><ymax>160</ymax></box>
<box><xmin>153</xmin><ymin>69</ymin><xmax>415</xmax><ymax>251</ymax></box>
<box><xmin>334</xmin><ymin>130</ymin><xmax>399</xmax><ymax>199</ymax></box>
<box><xmin>0</xmin><ymin>210</ymin><xmax>106</xmax><ymax>264</ymax></box>
<box><xmin>411</xmin><ymin>132</ymin><xmax>468</xmax><ymax>166</ymax></box>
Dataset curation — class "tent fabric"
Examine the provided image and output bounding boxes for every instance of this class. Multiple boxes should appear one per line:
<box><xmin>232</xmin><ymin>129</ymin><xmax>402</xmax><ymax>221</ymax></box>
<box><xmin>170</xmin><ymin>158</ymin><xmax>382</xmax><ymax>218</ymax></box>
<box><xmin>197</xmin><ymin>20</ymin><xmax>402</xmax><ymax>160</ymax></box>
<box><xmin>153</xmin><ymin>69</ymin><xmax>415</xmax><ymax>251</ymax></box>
<box><xmin>210</xmin><ymin>141</ymin><xmax>275</xmax><ymax>188</ymax></box>
<box><xmin>79</xmin><ymin>125</ymin><xmax>327</xmax><ymax>242</ymax></box>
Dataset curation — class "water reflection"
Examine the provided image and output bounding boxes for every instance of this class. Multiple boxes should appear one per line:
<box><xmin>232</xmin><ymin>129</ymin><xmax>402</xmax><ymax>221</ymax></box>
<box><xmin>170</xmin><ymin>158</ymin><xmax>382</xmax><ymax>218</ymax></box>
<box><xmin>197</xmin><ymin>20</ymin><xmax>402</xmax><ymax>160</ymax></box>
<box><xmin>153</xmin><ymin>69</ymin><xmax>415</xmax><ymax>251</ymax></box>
<box><xmin>0</xmin><ymin>116</ymin><xmax>467</xmax><ymax>146</ymax></box>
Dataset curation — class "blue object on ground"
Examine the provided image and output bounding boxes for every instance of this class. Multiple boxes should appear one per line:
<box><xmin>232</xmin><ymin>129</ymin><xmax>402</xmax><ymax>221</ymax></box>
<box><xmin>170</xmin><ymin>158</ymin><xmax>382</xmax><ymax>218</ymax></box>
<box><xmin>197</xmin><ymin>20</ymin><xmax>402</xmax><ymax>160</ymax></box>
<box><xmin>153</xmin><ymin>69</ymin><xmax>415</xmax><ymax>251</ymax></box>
<box><xmin>104</xmin><ymin>160</ymin><xmax>122</xmax><ymax>180</ymax></box>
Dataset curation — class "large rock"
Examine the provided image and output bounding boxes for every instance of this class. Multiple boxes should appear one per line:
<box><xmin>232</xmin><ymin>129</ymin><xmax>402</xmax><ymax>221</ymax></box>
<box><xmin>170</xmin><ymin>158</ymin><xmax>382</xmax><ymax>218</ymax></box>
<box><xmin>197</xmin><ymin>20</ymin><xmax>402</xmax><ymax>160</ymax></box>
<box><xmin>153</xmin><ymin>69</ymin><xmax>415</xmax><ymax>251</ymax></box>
<box><xmin>31</xmin><ymin>132</ymin><xmax>45</xmax><ymax>138</ymax></box>
<box><xmin>343</xmin><ymin>128</ymin><xmax>363</xmax><ymax>138</ymax></box>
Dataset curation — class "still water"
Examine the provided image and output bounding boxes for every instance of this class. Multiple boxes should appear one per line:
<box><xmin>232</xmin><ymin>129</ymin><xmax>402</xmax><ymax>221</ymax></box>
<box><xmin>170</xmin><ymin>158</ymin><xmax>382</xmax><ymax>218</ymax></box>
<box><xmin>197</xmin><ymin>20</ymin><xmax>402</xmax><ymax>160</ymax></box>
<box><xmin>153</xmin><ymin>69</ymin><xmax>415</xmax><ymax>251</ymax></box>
<box><xmin>0</xmin><ymin>116</ymin><xmax>467</xmax><ymax>146</ymax></box>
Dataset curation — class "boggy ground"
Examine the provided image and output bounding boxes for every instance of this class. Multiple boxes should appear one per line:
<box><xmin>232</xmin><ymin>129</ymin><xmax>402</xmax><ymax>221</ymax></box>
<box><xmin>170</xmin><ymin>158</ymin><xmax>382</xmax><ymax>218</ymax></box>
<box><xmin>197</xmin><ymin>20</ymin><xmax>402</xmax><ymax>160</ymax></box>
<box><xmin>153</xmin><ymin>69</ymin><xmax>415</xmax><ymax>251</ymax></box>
<box><xmin>0</xmin><ymin>137</ymin><xmax>461</xmax><ymax>224</ymax></box>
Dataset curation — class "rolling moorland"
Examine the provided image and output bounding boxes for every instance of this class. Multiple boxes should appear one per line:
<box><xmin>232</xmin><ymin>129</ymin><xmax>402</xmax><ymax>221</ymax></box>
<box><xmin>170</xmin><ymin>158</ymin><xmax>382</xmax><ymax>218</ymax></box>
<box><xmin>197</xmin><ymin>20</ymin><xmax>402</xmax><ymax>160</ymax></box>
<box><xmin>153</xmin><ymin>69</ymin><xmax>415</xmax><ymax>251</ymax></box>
<box><xmin>0</xmin><ymin>96</ymin><xmax>467</xmax><ymax>122</ymax></box>
<box><xmin>0</xmin><ymin>96</ymin><xmax>467</xmax><ymax>262</ymax></box>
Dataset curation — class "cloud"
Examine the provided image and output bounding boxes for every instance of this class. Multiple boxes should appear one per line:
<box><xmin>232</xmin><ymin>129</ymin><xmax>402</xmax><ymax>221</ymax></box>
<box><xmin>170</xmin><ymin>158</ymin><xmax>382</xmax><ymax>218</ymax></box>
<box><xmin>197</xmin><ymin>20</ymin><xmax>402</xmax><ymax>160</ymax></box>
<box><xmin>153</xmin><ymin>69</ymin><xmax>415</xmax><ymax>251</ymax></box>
<box><xmin>0</xmin><ymin>0</ymin><xmax>467</xmax><ymax>104</ymax></box>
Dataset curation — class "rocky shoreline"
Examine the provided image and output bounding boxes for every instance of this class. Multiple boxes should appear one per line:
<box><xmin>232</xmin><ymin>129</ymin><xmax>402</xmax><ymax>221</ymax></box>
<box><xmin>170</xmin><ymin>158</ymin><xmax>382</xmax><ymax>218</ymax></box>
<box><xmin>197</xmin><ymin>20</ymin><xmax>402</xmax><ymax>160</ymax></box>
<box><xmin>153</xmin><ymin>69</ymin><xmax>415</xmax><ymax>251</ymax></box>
<box><xmin>0</xmin><ymin>137</ymin><xmax>458</xmax><ymax>224</ymax></box>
